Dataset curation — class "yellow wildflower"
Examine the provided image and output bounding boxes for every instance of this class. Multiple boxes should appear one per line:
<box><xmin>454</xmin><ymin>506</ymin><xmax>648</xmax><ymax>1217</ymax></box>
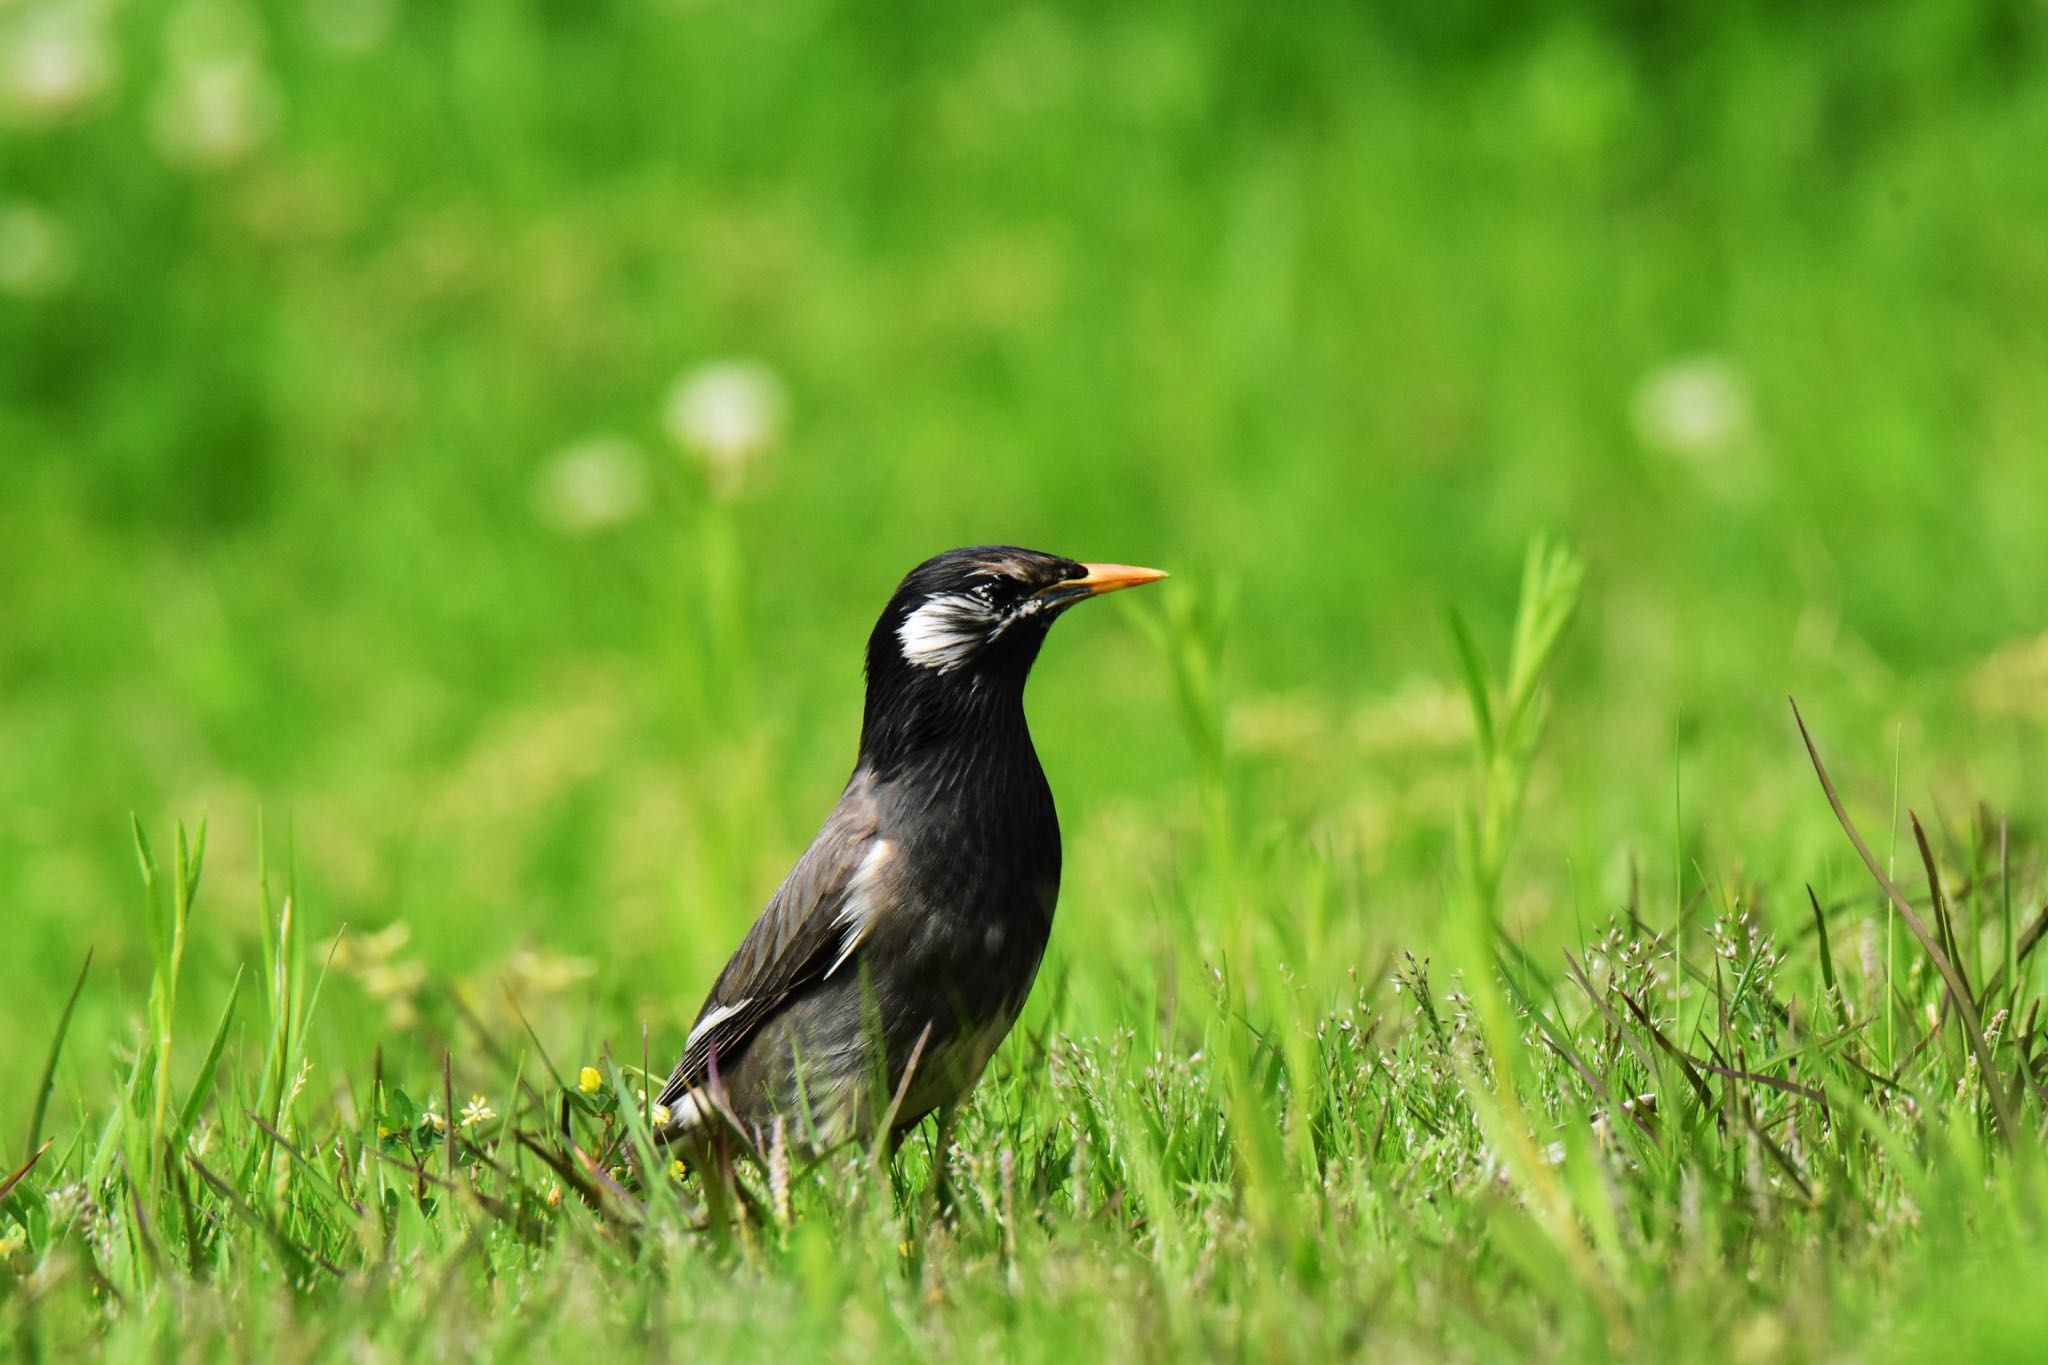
<box><xmin>577</xmin><ymin>1066</ymin><xmax>602</xmax><ymax>1094</ymax></box>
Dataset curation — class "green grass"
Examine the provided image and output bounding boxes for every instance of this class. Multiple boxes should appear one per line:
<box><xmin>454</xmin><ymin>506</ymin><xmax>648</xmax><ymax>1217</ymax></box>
<box><xmin>8</xmin><ymin>545</ymin><xmax>2048</xmax><ymax>1361</ymax></box>
<box><xmin>7</xmin><ymin>0</ymin><xmax>2048</xmax><ymax>1358</ymax></box>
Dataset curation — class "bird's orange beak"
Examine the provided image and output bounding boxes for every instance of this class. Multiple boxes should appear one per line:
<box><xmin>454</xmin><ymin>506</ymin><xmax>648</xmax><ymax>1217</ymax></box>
<box><xmin>1064</xmin><ymin>562</ymin><xmax>1170</xmax><ymax>598</ymax></box>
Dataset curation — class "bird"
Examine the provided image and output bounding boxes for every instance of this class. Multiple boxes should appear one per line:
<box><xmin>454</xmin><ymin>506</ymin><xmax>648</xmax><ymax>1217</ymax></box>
<box><xmin>652</xmin><ymin>545</ymin><xmax>1167</xmax><ymax>1161</ymax></box>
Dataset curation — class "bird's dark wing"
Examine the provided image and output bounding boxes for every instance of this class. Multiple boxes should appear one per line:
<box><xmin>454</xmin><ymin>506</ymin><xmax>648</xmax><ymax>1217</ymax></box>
<box><xmin>655</xmin><ymin>773</ymin><xmax>888</xmax><ymax>1111</ymax></box>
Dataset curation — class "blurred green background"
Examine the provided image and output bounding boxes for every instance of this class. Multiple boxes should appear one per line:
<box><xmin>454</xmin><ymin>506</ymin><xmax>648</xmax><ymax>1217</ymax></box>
<box><xmin>3</xmin><ymin>0</ymin><xmax>2046</xmax><ymax>1101</ymax></box>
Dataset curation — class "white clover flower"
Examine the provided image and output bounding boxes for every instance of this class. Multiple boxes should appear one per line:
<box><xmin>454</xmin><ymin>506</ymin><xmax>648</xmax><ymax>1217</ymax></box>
<box><xmin>1</xmin><ymin>20</ymin><xmax>115</xmax><ymax>124</ymax></box>
<box><xmin>1630</xmin><ymin>355</ymin><xmax>1754</xmax><ymax>464</ymax></box>
<box><xmin>460</xmin><ymin>1094</ymin><xmax>495</xmax><ymax>1129</ymax></box>
<box><xmin>661</xmin><ymin>359</ymin><xmax>787</xmax><ymax>498</ymax></box>
<box><xmin>0</xmin><ymin>204</ymin><xmax>74</xmax><ymax>296</ymax></box>
<box><xmin>150</xmin><ymin>54</ymin><xmax>282</xmax><ymax>169</ymax></box>
<box><xmin>532</xmin><ymin>435</ymin><xmax>650</xmax><ymax>536</ymax></box>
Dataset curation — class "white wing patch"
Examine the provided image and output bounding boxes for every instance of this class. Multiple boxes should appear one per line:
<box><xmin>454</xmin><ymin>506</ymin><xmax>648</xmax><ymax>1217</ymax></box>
<box><xmin>684</xmin><ymin>999</ymin><xmax>748</xmax><ymax>1052</ymax></box>
<box><xmin>897</xmin><ymin>592</ymin><xmax>998</xmax><ymax>673</ymax></box>
<box><xmin>662</xmin><ymin>1089</ymin><xmax>709</xmax><ymax>1134</ymax></box>
<box><xmin>825</xmin><ymin>838</ymin><xmax>896</xmax><ymax>978</ymax></box>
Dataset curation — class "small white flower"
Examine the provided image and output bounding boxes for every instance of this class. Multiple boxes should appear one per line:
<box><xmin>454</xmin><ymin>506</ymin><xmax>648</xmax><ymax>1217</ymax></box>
<box><xmin>150</xmin><ymin>55</ymin><xmax>282</xmax><ymax>169</ymax></box>
<box><xmin>662</xmin><ymin>360</ymin><xmax>787</xmax><ymax>498</ymax></box>
<box><xmin>532</xmin><ymin>435</ymin><xmax>650</xmax><ymax>536</ymax></box>
<box><xmin>1</xmin><ymin>21</ymin><xmax>115</xmax><ymax>123</ymax></box>
<box><xmin>460</xmin><ymin>1095</ymin><xmax>495</xmax><ymax>1129</ymax></box>
<box><xmin>46</xmin><ymin>1182</ymin><xmax>87</xmax><ymax>1226</ymax></box>
<box><xmin>1630</xmin><ymin>355</ymin><xmax>1753</xmax><ymax>464</ymax></box>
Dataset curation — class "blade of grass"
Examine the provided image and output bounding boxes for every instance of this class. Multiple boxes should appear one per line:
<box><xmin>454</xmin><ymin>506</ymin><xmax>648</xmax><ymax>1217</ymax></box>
<box><xmin>1913</xmin><ymin>814</ymin><xmax>1971</xmax><ymax>1007</ymax></box>
<box><xmin>1444</xmin><ymin>606</ymin><xmax>1496</xmax><ymax>759</ymax></box>
<box><xmin>185</xmin><ymin>1153</ymin><xmax>344</xmax><ymax>1281</ymax></box>
<box><xmin>247</xmin><ymin>1114</ymin><xmax>364</xmax><ymax>1222</ymax></box>
<box><xmin>1976</xmin><ymin>901</ymin><xmax>2048</xmax><ymax>1007</ymax></box>
<box><xmin>1806</xmin><ymin>886</ymin><xmax>1855</xmax><ymax>1033</ymax></box>
<box><xmin>1790</xmin><ymin>698</ymin><xmax>2018</xmax><ymax>1142</ymax></box>
<box><xmin>25</xmin><ymin>950</ymin><xmax>92</xmax><ymax>1157</ymax></box>
<box><xmin>0</xmin><ymin>1139</ymin><xmax>53</xmax><ymax>1206</ymax></box>
<box><xmin>2001</xmin><ymin>818</ymin><xmax>2016</xmax><ymax>1011</ymax></box>
<box><xmin>174</xmin><ymin>965</ymin><xmax>245</xmax><ymax>1147</ymax></box>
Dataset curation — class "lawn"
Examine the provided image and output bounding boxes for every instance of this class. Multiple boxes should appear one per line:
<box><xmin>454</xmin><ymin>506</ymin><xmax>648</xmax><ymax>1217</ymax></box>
<box><xmin>4</xmin><ymin>0</ymin><xmax>2048</xmax><ymax>1358</ymax></box>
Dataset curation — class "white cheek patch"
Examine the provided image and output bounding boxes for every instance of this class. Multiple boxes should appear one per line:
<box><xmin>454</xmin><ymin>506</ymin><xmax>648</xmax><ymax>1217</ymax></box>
<box><xmin>896</xmin><ymin>592</ymin><xmax>999</xmax><ymax>673</ymax></box>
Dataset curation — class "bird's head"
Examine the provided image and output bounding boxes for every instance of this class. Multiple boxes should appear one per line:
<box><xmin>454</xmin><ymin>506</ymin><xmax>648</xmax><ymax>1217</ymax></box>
<box><xmin>860</xmin><ymin>546</ymin><xmax>1166</xmax><ymax>762</ymax></box>
<box><xmin>872</xmin><ymin>546</ymin><xmax>1166</xmax><ymax>683</ymax></box>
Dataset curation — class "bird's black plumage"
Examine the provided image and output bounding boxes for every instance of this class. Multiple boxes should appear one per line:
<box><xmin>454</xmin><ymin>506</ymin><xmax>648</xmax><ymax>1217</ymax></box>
<box><xmin>654</xmin><ymin>545</ymin><xmax>1165</xmax><ymax>1154</ymax></box>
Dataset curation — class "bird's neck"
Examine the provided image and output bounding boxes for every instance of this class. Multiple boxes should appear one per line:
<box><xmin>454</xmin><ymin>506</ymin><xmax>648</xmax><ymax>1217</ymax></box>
<box><xmin>856</xmin><ymin>672</ymin><xmax>1040</xmax><ymax>791</ymax></box>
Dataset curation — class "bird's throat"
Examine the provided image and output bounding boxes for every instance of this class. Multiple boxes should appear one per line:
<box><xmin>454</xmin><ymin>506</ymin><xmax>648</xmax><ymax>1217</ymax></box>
<box><xmin>856</xmin><ymin>671</ymin><xmax>1039</xmax><ymax>789</ymax></box>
